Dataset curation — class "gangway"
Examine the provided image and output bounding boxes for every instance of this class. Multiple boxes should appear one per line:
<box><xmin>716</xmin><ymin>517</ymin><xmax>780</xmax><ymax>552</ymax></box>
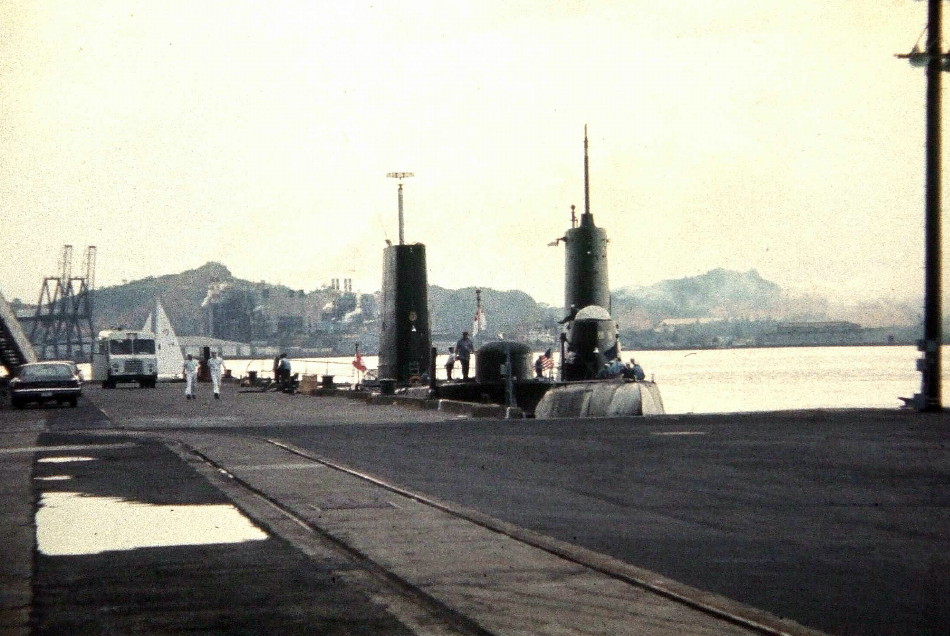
<box><xmin>0</xmin><ymin>289</ymin><xmax>37</xmax><ymax>375</ymax></box>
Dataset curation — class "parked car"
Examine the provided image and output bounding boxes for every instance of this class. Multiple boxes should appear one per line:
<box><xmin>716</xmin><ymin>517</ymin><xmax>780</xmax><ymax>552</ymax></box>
<box><xmin>48</xmin><ymin>360</ymin><xmax>84</xmax><ymax>383</ymax></box>
<box><xmin>8</xmin><ymin>362</ymin><xmax>82</xmax><ymax>408</ymax></box>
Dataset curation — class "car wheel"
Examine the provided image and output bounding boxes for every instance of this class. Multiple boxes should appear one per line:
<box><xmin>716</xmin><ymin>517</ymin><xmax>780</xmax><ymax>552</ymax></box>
<box><xmin>69</xmin><ymin>397</ymin><xmax>78</xmax><ymax>408</ymax></box>
<box><xmin>11</xmin><ymin>398</ymin><xmax>23</xmax><ymax>409</ymax></box>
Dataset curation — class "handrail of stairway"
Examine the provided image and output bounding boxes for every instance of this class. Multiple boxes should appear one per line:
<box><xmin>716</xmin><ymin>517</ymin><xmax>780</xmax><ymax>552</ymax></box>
<box><xmin>0</xmin><ymin>288</ymin><xmax>37</xmax><ymax>374</ymax></box>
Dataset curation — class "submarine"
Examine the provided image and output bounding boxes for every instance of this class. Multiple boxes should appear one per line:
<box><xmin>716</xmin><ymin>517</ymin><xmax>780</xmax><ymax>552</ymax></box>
<box><xmin>533</xmin><ymin>127</ymin><xmax>664</xmax><ymax>417</ymax></box>
<box><xmin>377</xmin><ymin>128</ymin><xmax>663</xmax><ymax>417</ymax></box>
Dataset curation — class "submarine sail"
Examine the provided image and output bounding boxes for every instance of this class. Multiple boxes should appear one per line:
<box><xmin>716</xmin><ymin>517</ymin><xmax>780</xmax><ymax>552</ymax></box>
<box><xmin>564</xmin><ymin>129</ymin><xmax>610</xmax><ymax>313</ymax></box>
<box><xmin>561</xmin><ymin>127</ymin><xmax>617</xmax><ymax>381</ymax></box>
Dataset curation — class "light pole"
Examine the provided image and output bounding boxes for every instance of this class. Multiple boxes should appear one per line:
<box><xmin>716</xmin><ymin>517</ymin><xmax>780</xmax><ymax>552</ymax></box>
<box><xmin>386</xmin><ymin>172</ymin><xmax>414</xmax><ymax>245</ymax></box>
<box><xmin>899</xmin><ymin>0</ymin><xmax>949</xmax><ymax>411</ymax></box>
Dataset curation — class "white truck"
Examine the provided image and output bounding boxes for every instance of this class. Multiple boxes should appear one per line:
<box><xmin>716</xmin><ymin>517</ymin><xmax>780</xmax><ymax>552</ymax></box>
<box><xmin>92</xmin><ymin>329</ymin><xmax>158</xmax><ymax>388</ymax></box>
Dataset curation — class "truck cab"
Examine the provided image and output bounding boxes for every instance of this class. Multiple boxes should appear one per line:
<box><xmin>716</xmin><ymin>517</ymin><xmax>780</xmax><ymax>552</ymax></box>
<box><xmin>92</xmin><ymin>330</ymin><xmax>159</xmax><ymax>388</ymax></box>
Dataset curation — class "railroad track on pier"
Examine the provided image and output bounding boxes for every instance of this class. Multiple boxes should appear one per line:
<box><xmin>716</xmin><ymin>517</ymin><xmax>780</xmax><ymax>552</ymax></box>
<box><xmin>170</xmin><ymin>433</ymin><xmax>827</xmax><ymax>636</ymax></box>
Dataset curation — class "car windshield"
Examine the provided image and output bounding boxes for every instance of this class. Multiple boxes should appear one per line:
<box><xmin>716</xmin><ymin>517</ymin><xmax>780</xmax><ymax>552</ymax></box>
<box><xmin>19</xmin><ymin>364</ymin><xmax>73</xmax><ymax>380</ymax></box>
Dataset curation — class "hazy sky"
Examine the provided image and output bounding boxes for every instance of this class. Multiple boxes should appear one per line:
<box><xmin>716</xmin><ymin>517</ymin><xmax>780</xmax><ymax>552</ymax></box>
<box><xmin>0</xmin><ymin>1</ymin><xmax>944</xmax><ymax>308</ymax></box>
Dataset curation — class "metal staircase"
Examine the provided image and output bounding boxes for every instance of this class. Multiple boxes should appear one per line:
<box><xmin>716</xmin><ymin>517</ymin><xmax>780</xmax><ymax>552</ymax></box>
<box><xmin>0</xmin><ymin>289</ymin><xmax>37</xmax><ymax>375</ymax></box>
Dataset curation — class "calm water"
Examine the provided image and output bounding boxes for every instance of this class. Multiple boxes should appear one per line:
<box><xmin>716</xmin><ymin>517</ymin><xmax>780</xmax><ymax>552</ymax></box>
<box><xmin>229</xmin><ymin>345</ymin><xmax>943</xmax><ymax>415</ymax></box>
<box><xmin>639</xmin><ymin>345</ymin><xmax>925</xmax><ymax>414</ymax></box>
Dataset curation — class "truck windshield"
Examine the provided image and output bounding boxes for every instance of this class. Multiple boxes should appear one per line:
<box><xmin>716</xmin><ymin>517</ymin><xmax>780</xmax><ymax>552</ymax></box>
<box><xmin>108</xmin><ymin>338</ymin><xmax>155</xmax><ymax>355</ymax></box>
<box><xmin>134</xmin><ymin>339</ymin><xmax>156</xmax><ymax>354</ymax></box>
<box><xmin>109</xmin><ymin>339</ymin><xmax>133</xmax><ymax>355</ymax></box>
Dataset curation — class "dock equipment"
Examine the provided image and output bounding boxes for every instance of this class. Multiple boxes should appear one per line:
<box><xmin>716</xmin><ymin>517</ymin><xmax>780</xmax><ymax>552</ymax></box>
<box><xmin>29</xmin><ymin>245</ymin><xmax>96</xmax><ymax>360</ymax></box>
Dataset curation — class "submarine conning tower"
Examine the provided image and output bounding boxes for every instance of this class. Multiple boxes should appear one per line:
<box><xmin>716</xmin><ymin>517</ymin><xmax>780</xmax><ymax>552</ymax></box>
<box><xmin>560</xmin><ymin>126</ymin><xmax>618</xmax><ymax>381</ymax></box>
<box><xmin>565</xmin><ymin>126</ymin><xmax>609</xmax><ymax>314</ymax></box>
<box><xmin>378</xmin><ymin>243</ymin><xmax>431</xmax><ymax>382</ymax></box>
<box><xmin>564</xmin><ymin>210</ymin><xmax>609</xmax><ymax>313</ymax></box>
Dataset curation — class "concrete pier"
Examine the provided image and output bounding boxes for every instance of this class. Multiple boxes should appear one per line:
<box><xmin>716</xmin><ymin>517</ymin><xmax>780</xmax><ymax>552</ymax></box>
<box><xmin>2</xmin><ymin>382</ymin><xmax>947</xmax><ymax>635</ymax></box>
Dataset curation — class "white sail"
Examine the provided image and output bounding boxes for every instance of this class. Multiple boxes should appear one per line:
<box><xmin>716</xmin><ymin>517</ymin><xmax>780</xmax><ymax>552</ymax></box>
<box><xmin>143</xmin><ymin>299</ymin><xmax>184</xmax><ymax>378</ymax></box>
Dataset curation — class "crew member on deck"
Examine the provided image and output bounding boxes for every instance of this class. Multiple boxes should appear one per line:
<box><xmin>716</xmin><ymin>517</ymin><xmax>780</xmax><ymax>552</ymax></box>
<box><xmin>444</xmin><ymin>346</ymin><xmax>456</xmax><ymax>380</ymax></box>
<box><xmin>276</xmin><ymin>353</ymin><xmax>291</xmax><ymax>386</ymax></box>
<box><xmin>625</xmin><ymin>358</ymin><xmax>645</xmax><ymax>381</ymax></box>
<box><xmin>455</xmin><ymin>332</ymin><xmax>475</xmax><ymax>380</ymax></box>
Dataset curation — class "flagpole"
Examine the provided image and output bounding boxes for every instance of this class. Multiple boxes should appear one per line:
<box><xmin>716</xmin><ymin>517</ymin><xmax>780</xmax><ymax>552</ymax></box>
<box><xmin>474</xmin><ymin>288</ymin><xmax>482</xmax><ymax>344</ymax></box>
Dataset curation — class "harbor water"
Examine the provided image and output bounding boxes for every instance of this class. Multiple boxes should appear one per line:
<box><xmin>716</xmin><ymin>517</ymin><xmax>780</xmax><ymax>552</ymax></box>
<box><xmin>224</xmin><ymin>345</ymin><xmax>943</xmax><ymax>415</ymax></box>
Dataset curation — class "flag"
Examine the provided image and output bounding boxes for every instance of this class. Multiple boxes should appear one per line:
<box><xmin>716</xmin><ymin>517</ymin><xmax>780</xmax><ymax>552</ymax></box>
<box><xmin>539</xmin><ymin>348</ymin><xmax>555</xmax><ymax>371</ymax></box>
<box><xmin>352</xmin><ymin>351</ymin><xmax>367</xmax><ymax>372</ymax></box>
<box><xmin>472</xmin><ymin>307</ymin><xmax>486</xmax><ymax>336</ymax></box>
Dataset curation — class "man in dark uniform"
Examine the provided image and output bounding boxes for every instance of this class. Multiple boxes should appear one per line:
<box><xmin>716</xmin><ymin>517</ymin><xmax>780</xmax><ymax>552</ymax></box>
<box><xmin>454</xmin><ymin>331</ymin><xmax>475</xmax><ymax>380</ymax></box>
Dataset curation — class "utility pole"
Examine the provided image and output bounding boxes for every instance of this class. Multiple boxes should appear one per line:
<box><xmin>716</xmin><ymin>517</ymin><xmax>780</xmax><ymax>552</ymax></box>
<box><xmin>386</xmin><ymin>172</ymin><xmax>414</xmax><ymax>245</ymax></box>
<box><xmin>899</xmin><ymin>0</ymin><xmax>949</xmax><ymax>411</ymax></box>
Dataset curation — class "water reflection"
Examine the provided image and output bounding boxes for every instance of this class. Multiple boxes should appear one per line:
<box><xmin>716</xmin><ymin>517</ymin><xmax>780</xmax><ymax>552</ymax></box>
<box><xmin>37</xmin><ymin>492</ymin><xmax>268</xmax><ymax>556</ymax></box>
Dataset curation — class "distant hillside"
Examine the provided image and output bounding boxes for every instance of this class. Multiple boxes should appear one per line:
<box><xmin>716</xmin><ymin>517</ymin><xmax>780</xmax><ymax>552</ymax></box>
<box><xmin>92</xmin><ymin>262</ymin><xmax>314</xmax><ymax>337</ymax></box>
<box><xmin>612</xmin><ymin>269</ymin><xmax>782</xmax><ymax>329</ymax></box>
<box><xmin>428</xmin><ymin>286</ymin><xmax>555</xmax><ymax>338</ymax></box>
<box><xmin>93</xmin><ymin>262</ymin><xmax>234</xmax><ymax>335</ymax></box>
<box><xmin>611</xmin><ymin>268</ymin><xmax>921</xmax><ymax>330</ymax></box>
<box><xmin>82</xmin><ymin>263</ymin><xmax>921</xmax><ymax>343</ymax></box>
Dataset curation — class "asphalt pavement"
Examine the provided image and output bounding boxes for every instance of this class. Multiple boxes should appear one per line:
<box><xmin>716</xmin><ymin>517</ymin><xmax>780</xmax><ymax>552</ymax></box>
<box><xmin>280</xmin><ymin>409</ymin><xmax>950</xmax><ymax>636</ymax></box>
<box><xmin>1</xmin><ymin>381</ymin><xmax>947</xmax><ymax>635</ymax></box>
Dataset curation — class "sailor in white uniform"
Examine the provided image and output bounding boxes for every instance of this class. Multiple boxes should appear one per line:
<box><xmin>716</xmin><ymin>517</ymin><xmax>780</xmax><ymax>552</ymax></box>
<box><xmin>182</xmin><ymin>354</ymin><xmax>198</xmax><ymax>399</ymax></box>
<box><xmin>207</xmin><ymin>351</ymin><xmax>225</xmax><ymax>399</ymax></box>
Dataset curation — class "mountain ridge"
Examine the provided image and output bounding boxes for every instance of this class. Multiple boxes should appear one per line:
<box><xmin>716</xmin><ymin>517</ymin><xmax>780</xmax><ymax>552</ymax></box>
<box><xmin>15</xmin><ymin>262</ymin><xmax>922</xmax><ymax>341</ymax></box>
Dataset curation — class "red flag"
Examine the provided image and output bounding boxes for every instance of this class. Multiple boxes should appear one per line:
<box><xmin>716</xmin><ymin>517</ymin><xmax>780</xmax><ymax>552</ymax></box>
<box><xmin>352</xmin><ymin>351</ymin><xmax>367</xmax><ymax>372</ymax></box>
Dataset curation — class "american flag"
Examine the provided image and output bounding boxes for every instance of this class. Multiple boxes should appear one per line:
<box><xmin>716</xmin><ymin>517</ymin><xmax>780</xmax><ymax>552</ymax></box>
<box><xmin>540</xmin><ymin>351</ymin><xmax>554</xmax><ymax>370</ymax></box>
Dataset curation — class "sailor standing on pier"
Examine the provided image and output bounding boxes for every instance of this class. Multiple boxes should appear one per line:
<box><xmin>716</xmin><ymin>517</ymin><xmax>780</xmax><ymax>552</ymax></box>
<box><xmin>207</xmin><ymin>351</ymin><xmax>225</xmax><ymax>399</ymax></box>
<box><xmin>455</xmin><ymin>331</ymin><xmax>475</xmax><ymax>380</ymax></box>
<box><xmin>182</xmin><ymin>354</ymin><xmax>198</xmax><ymax>400</ymax></box>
